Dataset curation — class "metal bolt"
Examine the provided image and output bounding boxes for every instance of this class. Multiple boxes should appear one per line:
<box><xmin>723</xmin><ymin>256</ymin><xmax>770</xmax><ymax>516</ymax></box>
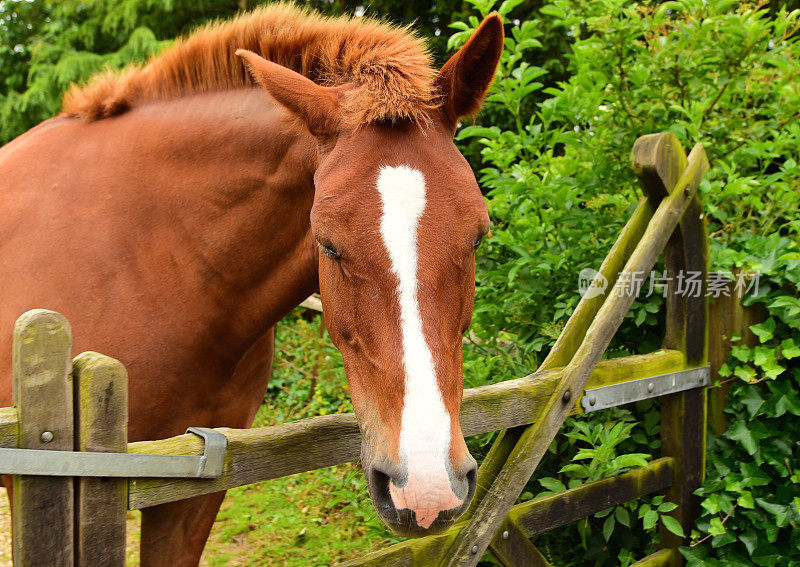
<box><xmin>502</xmin><ymin>531</ymin><xmax>509</xmax><ymax>540</ymax></box>
<box><xmin>589</xmin><ymin>395</ymin><xmax>597</xmax><ymax>407</ymax></box>
<box><xmin>40</xmin><ymin>431</ymin><xmax>53</xmax><ymax>443</ymax></box>
<box><xmin>647</xmin><ymin>382</ymin><xmax>655</xmax><ymax>393</ymax></box>
<box><xmin>562</xmin><ymin>390</ymin><xmax>571</xmax><ymax>403</ymax></box>
<box><xmin>471</xmin><ymin>545</ymin><xmax>479</xmax><ymax>554</ymax></box>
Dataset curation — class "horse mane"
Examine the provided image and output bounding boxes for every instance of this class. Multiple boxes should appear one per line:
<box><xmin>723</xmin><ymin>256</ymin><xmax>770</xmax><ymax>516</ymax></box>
<box><xmin>61</xmin><ymin>3</ymin><xmax>437</xmax><ymax>126</ymax></box>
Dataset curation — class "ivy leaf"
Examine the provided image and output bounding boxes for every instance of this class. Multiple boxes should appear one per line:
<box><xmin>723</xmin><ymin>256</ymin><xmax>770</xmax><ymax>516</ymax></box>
<box><xmin>661</xmin><ymin>515</ymin><xmax>685</xmax><ymax>538</ymax></box>
<box><xmin>737</xmin><ymin>491</ymin><xmax>755</xmax><ymax>509</ymax></box>
<box><xmin>775</xmin><ymin>394</ymin><xmax>800</xmax><ymax>417</ymax></box>
<box><xmin>752</xmin><ymin>346</ymin><xmax>774</xmax><ymax>368</ymax></box>
<box><xmin>728</xmin><ymin>420</ymin><xmax>758</xmax><ymax>455</ymax></box>
<box><xmin>749</xmin><ymin>318</ymin><xmax>776</xmax><ymax>343</ymax></box>
<box><xmin>759</xmin><ymin>358</ymin><xmax>785</xmax><ymax>379</ymax></box>
<box><xmin>739</xmin><ymin>531</ymin><xmax>758</xmax><ymax>555</ymax></box>
<box><xmin>781</xmin><ymin>338</ymin><xmax>800</xmax><ymax>359</ymax></box>
<box><xmin>755</xmin><ymin>498</ymin><xmax>792</xmax><ymax>527</ymax></box>
<box><xmin>739</xmin><ymin>387</ymin><xmax>765</xmax><ymax>418</ymax></box>
<box><xmin>733</xmin><ymin>365</ymin><xmax>756</xmax><ymax>382</ymax></box>
<box><xmin>708</xmin><ymin>517</ymin><xmax>726</xmax><ymax>536</ymax></box>
<box><xmin>731</xmin><ymin>345</ymin><xmax>752</xmax><ymax>362</ymax></box>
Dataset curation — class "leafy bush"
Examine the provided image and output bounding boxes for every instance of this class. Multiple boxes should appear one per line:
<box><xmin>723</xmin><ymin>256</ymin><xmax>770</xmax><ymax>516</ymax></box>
<box><xmin>450</xmin><ymin>0</ymin><xmax>800</xmax><ymax>564</ymax></box>
<box><xmin>682</xmin><ymin>235</ymin><xmax>800</xmax><ymax>566</ymax></box>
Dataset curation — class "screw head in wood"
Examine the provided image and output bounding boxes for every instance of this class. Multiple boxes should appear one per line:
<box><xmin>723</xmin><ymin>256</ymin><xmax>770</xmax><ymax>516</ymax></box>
<box><xmin>40</xmin><ymin>431</ymin><xmax>53</xmax><ymax>443</ymax></box>
<box><xmin>471</xmin><ymin>545</ymin><xmax>478</xmax><ymax>554</ymax></box>
<box><xmin>589</xmin><ymin>395</ymin><xmax>596</xmax><ymax>407</ymax></box>
<box><xmin>502</xmin><ymin>531</ymin><xmax>509</xmax><ymax>540</ymax></box>
<box><xmin>647</xmin><ymin>382</ymin><xmax>655</xmax><ymax>393</ymax></box>
<box><xmin>562</xmin><ymin>390</ymin><xmax>571</xmax><ymax>403</ymax></box>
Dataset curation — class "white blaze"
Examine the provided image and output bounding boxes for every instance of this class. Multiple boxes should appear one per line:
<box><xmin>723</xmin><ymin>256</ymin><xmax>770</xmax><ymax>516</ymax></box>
<box><xmin>376</xmin><ymin>165</ymin><xmax>462</xmax><ymax>529</ymax></box>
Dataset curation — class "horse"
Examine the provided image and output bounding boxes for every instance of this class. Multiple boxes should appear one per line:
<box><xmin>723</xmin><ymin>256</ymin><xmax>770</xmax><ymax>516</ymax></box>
<box><xmin>0</xmin><ymin>5</ymin><xmax>503</xmax><ymax>564</ymax></box>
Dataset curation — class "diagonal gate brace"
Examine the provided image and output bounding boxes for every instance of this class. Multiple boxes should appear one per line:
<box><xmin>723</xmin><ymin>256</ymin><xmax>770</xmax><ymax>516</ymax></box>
<box><xmin>440</xmin><ymin>142</ymin><xmax>709</xmax><ymax>566</ymax></box>
<box><xmin>0</xmin><ymin>427</ymin><xmax>226</xmax><ymax>479</ymax></box>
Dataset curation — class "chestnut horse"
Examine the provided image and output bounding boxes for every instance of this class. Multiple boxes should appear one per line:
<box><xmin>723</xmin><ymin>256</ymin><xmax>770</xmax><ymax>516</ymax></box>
<box><xmin>0</xmin><ymin>5</ymin><xmax>502</xmax><ymax>564</ymax></box>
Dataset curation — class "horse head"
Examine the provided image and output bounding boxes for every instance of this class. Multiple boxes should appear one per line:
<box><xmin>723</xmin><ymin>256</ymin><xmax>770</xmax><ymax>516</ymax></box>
<box><xmin>237</xmin><ymin>14</ymin><xmax>503</xmax><ymax>535</ymax></box>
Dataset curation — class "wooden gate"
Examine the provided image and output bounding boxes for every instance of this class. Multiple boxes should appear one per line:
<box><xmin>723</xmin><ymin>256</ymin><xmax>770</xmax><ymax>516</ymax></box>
<box><xmin>0</xmin><ymin>132</ymin><xmax>710</xmax><ymax>566</ymax></box>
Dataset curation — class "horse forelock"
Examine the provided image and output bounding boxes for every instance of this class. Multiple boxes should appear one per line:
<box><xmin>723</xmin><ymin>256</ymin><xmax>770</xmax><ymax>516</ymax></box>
<box><xmin>61</xmin><ymin>3</ymin><xmax>438</xmax><ymax>127</ymax></box>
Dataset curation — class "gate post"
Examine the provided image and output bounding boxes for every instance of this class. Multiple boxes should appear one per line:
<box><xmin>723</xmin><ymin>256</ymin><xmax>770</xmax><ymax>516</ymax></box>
<box><xmin>73</xmin><ymin>352</ymin><xmax>129</xmax><ymax>566</ymax></box>
<box><xmin>12</xmin><ymin>310</ymin><xmax>75</xmax><ymax>566</ymax></box>
<box><xmin>632</xmin><ymin>133</ymin><xmax>709</xmax><ymax>565</ymax></box>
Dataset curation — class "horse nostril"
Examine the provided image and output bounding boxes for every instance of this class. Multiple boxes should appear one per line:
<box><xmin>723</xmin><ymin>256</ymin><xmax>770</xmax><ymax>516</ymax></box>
<box><xmin>367</xmin><ymin>467</ymin><xmax>396</xmax><ymax>516</ymax></box>
<box><xmin>461</xmin><ymin>462</ymin><xmax>477</xmax><ymax>504</ymax></box>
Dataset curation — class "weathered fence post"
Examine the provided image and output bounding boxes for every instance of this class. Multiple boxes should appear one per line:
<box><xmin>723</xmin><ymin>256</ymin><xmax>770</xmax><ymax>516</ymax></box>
<box><xmin>706</xmin><ymin>279</ymin><xmax>765</xmax><ymax>435</ymax></box>
<box><xmin>73</xmin><ymin>352</ymin><xmax>129</xmax><ymax>566</ymax></box>
<box><xmin>632</xmin><ymin>133</ymin><xmax>709</xmax><ymax>565</ymax></box>
<box><xmin>12</xmin><ymin>309</ymin><xmax>75</xmax><ymax>566</ymax></box>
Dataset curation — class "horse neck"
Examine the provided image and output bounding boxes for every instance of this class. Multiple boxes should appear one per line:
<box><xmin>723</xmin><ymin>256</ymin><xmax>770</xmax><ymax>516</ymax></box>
<box><xmin>144</xmin><ymin>89</ymin><xmax>320</xmax><ymax>350</ymax></box>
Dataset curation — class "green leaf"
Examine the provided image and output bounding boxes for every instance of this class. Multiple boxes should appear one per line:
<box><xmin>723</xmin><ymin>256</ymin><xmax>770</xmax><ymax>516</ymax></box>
<box><xmin>497</xmin><ymin>0</ymin><xmax>528</xmax><ymax>17</ymax></box>
<box><xmin>661</xmin><ymin>515</ymin><xmax>685</xmax><ymax>537</ymax></box>
<box><xmin>657</xmin><ymin>501</ymin><xmax>678</xmax><ymax>513</ymax></box>
<box><xmin>610</xmin><ymin>453</ymin><xmax>650</xmax><ymax>470</ymax></box>
<box><xmin>733</xmin><ymin>365</ymin><xmax>756</xmax><ymax>381</ymax></box>
<box><xmin>615</xmin><ymin>506</ymin><xmax>630</xmax><ymax>527</ymax></box>
<box><xmin>739</xmin><ymin>531</ymin><xmax>758</xmax><ymax>555</ymax></box>
<box><xmin>643</xmin><ymin>509</ymin><xmax>658</xmax><ymax>530</ymax></box>
<box><xmin>728</xmin><ymin>420</ymin><xmax>758</xmax><ymax>455</ymax></box>
<box><xmin>739</xmin><ymin>387</ymin><xmax>765</xmax><ymax>418</ymax></box>
<box><xmin>603</xmin><ymin>515</ymin><xmax>615</xmax><ymax>541</ymax></box>
<box><xmin>781</xmin><ymin>338</ymin><xmax>800</xmax><ymax>359</ymax></box>
<box><xmin>737</xmin><ymin>491</ymin><xmax>755</xmax><ymax>509</ymax></box>
<box><xmin>708</xmin><ymin>517</ymin><xmax>726</xmax><ymax>537</ymax></box>
<box><xmin>775</xmin><ymin>393</ymin><xmax>800</xmax><ymax>417</ymax></box>
<box><xmin>538</xmin><ymin>477</ymin><xmax>566</xmax><ymax>493</ymax></box>
<box><xmin>750</xmin><ymin>318</ymin><xmax>776</xmax><ymax>343</ymax></box>
<box><xmin>755</xmin><ymin>498</ymin><xmax>791</xmax><ymax>527</ymax></box>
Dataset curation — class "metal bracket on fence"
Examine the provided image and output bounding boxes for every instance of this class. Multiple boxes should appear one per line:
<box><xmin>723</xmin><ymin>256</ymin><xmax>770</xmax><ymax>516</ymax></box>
<box><xmin>581</xmin><ymin>364</ymin><xmax>710</xmax><ymax>413</ymax></box>
<box><xmin>0</xmin><ymin>426</ymin><xmax>227</xmax><ymax>479</ymax></box>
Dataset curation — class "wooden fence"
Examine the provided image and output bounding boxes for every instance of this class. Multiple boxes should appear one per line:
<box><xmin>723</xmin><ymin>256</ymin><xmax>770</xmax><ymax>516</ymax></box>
<box><xmin>0</xmin><ymin>132</ymin><xmax>711</xmax><ymax>566</ymax></box>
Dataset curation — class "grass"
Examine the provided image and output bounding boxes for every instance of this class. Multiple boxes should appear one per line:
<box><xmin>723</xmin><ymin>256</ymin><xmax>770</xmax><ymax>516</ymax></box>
<box><xmin>202</xmin><ymin>464</ymin><xmax>396</xmax><ymax>566</ymax></box>
<box><xmin>120</xmin><ymin>462</ymin><xmax>396</xmax><ymax>566</ymax></box>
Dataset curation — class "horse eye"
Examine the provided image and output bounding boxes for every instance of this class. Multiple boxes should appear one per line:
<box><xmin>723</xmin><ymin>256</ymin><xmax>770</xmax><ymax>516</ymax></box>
<box><xmin>473</xmin><ymin>236</ymin><xmax>483</xmax><ymax>251</ymax></box>
<box><xmin>320</xmin><ymin>243</ymin><xmax>340</xmax><ymax>259</ymax></box>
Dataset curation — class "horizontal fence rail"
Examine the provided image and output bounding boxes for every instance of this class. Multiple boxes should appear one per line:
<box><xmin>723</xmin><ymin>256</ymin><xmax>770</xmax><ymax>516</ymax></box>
<box><xmin>123</xmin><ymin>349</ymin><xmax>686</xmax><ymax>509</ymax></box>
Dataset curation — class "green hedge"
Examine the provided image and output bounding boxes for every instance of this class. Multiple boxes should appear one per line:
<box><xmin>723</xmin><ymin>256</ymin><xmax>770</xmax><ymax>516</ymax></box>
<box><xmin>452</xmin><ymin>0</ymin><xmax>799</xmax><ymax>564</ymax></box>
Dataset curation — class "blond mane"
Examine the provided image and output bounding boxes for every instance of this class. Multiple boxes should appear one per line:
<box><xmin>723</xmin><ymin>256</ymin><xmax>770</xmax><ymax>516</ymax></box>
<box><xmin>61</xmin><ymin>4</ymin><xmax>437</xmax><ymax>125</ymax></box>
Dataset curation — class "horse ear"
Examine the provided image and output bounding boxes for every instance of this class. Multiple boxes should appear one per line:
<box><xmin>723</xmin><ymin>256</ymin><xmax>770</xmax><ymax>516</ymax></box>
<box><xmin>236</xmin><ymin>49</ymin><xmax>343</xmax><ymax>139</ymax></box>
<box><xmin>435</xmin><ymin>14</ymin><xmax>504</xmax><ymax>131</ymax></box>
